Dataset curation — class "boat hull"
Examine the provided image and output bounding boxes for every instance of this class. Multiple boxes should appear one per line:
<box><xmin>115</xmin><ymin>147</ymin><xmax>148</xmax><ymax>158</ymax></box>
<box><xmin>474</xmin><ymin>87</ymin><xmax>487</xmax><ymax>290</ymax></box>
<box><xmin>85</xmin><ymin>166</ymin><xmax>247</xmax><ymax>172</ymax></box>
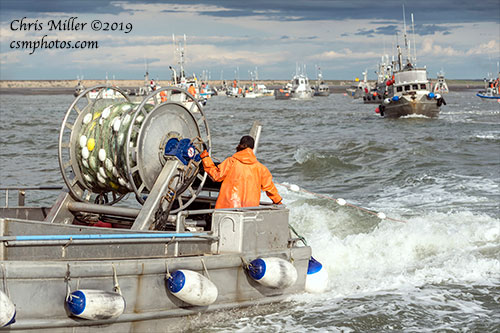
<box><xmin>1</xmin><ymin>206</ymin><xmax>311</xmax><ymax>331</ymax></box>
<box><xmin>382</xmin><ymin>96</ymin><xmax>440</xmax><ymax>118</ymax></box>
<box><xmin>476</xmin><ymin>93</ymin><xmax>500</xmax><ymax>100</ymax></box>
<box><xmin>274</xmin><ymin>89</ymin><xmax>291</xmax><ymax>100</ymax></box>
<box><xmin>290</xmin><ymin>91</ymin><xmax>313</xmax><ymax>100</ymax></box>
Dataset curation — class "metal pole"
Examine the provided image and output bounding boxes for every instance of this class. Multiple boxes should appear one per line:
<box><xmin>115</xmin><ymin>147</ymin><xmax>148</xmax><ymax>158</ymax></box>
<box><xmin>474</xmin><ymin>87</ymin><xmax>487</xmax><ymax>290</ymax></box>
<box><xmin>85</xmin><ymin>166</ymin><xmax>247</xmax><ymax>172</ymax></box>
<box><xmin>68</xmin><ymin>202</ymin><xmax>140</xmax><ymax>218</ymax></box>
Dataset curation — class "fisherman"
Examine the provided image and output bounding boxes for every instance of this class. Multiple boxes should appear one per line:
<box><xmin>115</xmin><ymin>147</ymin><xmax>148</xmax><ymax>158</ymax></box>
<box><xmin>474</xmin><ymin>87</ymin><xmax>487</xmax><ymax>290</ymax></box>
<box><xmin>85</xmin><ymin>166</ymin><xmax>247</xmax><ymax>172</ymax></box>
<box><xmin>200</xmin><ymin>136</ymin><xmax>282</xmax><ymax>209</ymax></box>
<box><xmin>188</xmin><ymin>84</ymin><xmax>196</xmax><ymax>96</ymax></box>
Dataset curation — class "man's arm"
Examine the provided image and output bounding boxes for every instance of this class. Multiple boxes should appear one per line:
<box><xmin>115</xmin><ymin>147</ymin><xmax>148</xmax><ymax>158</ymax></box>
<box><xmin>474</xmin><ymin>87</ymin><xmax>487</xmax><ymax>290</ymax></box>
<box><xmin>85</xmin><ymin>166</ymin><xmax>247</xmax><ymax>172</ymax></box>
<box><xmin>201</xmin><ymin>152</ymin><xmax>233</xmax><ymax>182</ymax></box>
<box><xmin>260</xmin><ymin>166</ymin><xmax>282</xmax><ymax>204</ymax></box>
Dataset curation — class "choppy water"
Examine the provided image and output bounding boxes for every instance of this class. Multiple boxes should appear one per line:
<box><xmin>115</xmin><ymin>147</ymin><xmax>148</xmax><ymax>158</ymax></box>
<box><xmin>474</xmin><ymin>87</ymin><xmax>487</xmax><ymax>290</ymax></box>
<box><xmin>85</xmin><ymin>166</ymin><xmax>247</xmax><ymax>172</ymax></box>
<box><xmin>0</xmin><ymin>91</ymin><xmax>499</xmax><ymax>331</ymax></box>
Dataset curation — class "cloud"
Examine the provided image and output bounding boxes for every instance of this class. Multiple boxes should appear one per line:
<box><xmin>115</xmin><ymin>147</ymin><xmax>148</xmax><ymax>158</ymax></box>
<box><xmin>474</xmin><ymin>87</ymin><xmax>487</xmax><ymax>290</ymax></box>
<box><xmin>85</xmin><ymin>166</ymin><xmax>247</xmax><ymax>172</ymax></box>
<box><xmin>466</xmin><ymin>40</ymin><xmax>499</xmax><ymax>55</ymax></box>
<box><xmin>308</xmin><ymin>48</ymin><xmax>380</xmax><ymax>60</ymax></box>
<box><xmin>420</xmin><ymin>38</ymin><xmax>463</xmax><ymax>56</ymax></box>
<box><xmin>353</xmin><ymin>24</ymin><xmax>399</xmax><ymax>37</ymax></box>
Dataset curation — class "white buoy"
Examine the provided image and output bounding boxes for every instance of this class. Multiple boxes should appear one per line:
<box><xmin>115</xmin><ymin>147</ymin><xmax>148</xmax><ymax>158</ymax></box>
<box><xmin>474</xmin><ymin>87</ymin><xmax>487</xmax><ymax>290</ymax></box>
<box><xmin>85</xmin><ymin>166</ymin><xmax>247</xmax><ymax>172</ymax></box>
<box><xmin>102</xmin><ymin>106</ymin><xmax>112</xmax><ymax>119</ymax></box>
<box><xmin>384</xmin><ymin>98</ymin><xmax>391</xmax><ymax>105</ymax></box>
<box><xmin>66</xmin><ymin>289</ymin><xmax>125</xmax><ymax>320</ymax></box>
<box><xmin>83</xmin><ymin>113</ymin><xmax>92</xmax><ymax>124</ymax></box>
<box><xmin>305</xmin><ymin>257</ymin><xmax>329</xmax><ymax>293</ymax></box>
<box><xmin>81</xmin><ymin>147</ymin><xmax>89</xmax><ymax>159</ymax></box>
<box><xmin>289</xmin><ymin>184</ymin><xmax>300</xmax><ymax>192</ymax></box>
<box><xmin>112</xmin><ymin>118</ymin><xmax>121</xmax><ymax>132</ymax></box>
<box><xmin>167</xmin><ymin>270</ymin><xmax>218</xmax><ymax>306</ymax></box>
<box><xmin>0</xmin><ymin>290</ymin><xmax>16</xmax><ymax>327</ymax></box>
<box><xmin>247</xmin><ymin>257</ymin><xmax>297</xmax><ymax>289</ymax></box>
<box><xmin>97</xmin><ymin>173</ymin><xmax>106</xmax><ymax>184</ymax></box>
<box><xmin>99</xmin><ymin>167</ymin><xmax>107</xmax><ymax>179</ymax></box>
<box><xmin>98</xmin><ymin>149</ymin><xmax>106</xmax><ymax>162</ymax></box>
<box><xmin>79</xmin><ymin>135</ymin><xmax>87</xmax><ymax>148</ymax></box>
<box><xmin>336</xmin><ymin>198</ymin><xmax>347</xmax><ymax>206</ymax></box>
<box><xmin>377</xmin><ymin>212</ymin><xmax>386</xmax><ymax>220</ymax></box>
<box><xmin>105</xmin><ymin>159</ymin><xmax>113</xmax><ymax>172</ymax></box>
<box><xmin>82</xmin><ymin>159</ymin><xmax>89</xmax><ymax>168</ymax></box>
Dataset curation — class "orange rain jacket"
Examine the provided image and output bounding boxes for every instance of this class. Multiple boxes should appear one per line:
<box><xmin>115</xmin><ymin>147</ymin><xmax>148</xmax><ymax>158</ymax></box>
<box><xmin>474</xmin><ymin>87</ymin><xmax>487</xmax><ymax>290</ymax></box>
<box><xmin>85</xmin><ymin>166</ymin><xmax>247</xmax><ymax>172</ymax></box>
<box><xmin>202</xmin><ymin>148</ymin><xmax>282</xmax><ymax>209</ymax></box>
<box><xmin>188</xmin><ymin>85</ymin><xmax>196</xmax><ymax>96</ymax></box>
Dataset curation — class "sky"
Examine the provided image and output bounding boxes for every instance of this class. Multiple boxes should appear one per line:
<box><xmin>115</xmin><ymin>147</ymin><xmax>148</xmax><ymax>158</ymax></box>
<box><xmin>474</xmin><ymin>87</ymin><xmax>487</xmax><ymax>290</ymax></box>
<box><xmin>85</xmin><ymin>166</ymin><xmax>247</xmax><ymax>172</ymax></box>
<box><xmin>0</xmin><ymin>0</ymin><xmax>499</xmax><ymax>80</ymax></box>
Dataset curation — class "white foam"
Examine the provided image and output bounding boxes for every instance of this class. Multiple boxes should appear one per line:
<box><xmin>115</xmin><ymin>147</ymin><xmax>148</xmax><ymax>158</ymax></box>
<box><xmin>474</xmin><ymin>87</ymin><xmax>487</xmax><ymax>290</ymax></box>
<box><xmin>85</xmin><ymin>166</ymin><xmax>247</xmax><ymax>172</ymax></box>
<box><xmin>279</xmin><ymin>186</ymin><xmax>500</xmax><ymax>298</ymax></box>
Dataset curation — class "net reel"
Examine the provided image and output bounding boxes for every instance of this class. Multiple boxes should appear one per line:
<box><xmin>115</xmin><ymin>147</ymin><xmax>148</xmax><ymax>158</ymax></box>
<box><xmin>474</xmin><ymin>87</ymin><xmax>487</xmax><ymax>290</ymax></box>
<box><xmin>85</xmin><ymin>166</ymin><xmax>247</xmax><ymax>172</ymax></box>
<box><xmin>58</xmin><ymin>85</ymin><xmax>210</xmax><ymax>214</ymax></box>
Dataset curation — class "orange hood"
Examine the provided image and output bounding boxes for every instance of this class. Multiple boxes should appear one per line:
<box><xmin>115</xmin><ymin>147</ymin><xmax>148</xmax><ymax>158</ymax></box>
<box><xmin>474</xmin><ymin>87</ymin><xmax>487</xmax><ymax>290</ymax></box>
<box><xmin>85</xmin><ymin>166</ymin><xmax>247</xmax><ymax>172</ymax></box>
<box><xmin>232</xmin><ymin>148</ymin><xmax>257</xmax><ymax>164</ymax></box>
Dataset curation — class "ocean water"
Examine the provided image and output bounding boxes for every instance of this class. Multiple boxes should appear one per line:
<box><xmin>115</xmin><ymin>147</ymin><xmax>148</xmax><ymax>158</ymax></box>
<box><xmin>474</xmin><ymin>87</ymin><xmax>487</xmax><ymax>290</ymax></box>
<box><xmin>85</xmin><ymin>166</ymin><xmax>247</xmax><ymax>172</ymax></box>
<box><xmin>0</xmin><ymin>91</ymin><xmax>499</xmax><ymax>331</ymax></box>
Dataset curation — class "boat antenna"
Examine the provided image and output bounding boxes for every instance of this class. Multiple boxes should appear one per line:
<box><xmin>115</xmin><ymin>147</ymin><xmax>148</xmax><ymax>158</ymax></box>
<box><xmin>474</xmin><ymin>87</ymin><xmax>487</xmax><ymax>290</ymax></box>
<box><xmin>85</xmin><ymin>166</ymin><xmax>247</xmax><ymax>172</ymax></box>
<box><xmin>411</xmin><ymin>13</ymin><xmax>417</xmax><ymax>65</ymax></box>
<box><xmin>402</xmin><ymin>5</ymin><xmax>410</xmax><ymax>63</ymax></box>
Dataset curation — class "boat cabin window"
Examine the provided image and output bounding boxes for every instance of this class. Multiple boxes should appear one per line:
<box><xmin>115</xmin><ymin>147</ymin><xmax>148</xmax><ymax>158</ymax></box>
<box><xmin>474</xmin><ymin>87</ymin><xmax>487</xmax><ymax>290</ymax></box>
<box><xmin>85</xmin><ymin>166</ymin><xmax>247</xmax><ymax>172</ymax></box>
<box><xmin>420</xmin><ymin>84</ymin><xmax>426</xmax><ymax>89</ymax></box>
<box><xmin>404</xmin><ymin>85</ymin><xmax>411</xmax><ymax>91</ymax></box>
<box><xmin>397</xmin><ymin>86</ymin><xmax>403</xmax><ymax>92</ymax></box>
<box><xmin>412</xmin><ymin>84</ymin><xmax>418</xmax><ymax>90</ymax></box>
<box><xmin>295</xmin><ymin>79</ymin><xmax>299</xmax><ymax>85</ymax></box>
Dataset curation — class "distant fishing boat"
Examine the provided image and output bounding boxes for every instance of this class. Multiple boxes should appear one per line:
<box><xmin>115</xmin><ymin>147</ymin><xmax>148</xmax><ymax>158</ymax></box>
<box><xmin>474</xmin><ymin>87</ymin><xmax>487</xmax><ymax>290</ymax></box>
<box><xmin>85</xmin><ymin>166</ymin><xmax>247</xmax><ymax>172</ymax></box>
<box><xmin>433</xmin><ymin>70</ymin><xmax>449</xmax><ymax>94</ymax></box>
<box><xmin>73</xmin><ymin>75</ymin><xmax>85</xmax><ymax>97</ymax></box>
<box><xmin>476</xmin><ymin>73</ymin><xmax>499</xmax><ymax>100</ymax></box>
<box><xmin>274</xmin><ymin>82</ymin><xmax>292</xmax><ymax>100</ymax></box>
<box><xmin>289</xmin><ymin>64</ymin><xmax>313</xmax><ymax>100</ymax></box>
<box><xmin>363</xmin><ymin>55</ymin><xmax>392</xmax><ymax>104</ymax></box>
<box><xmin>377</xmin><ymin>11</ymin><xmax>445</xmax><ymax>118</ymax></box>
<box><xmin>313</xmin><ymin>66</ymin><xmax>330</xmax><ymax>97</ymax></box>
<box><xmin>346</xmin><ymin>71</ymin><xmax>371</xmax><ymax>99</ymax></box>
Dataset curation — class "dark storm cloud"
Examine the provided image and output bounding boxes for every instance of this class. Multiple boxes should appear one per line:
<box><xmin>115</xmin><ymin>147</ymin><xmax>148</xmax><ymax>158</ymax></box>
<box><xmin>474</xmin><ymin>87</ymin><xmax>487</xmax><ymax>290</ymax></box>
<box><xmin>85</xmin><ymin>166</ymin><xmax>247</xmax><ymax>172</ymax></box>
<box><xmin>1</xmin><ymin>0</ymin><xmax>498</xmax><ymax>24</ymax></box>
<box><xmin>353</xmin><ymin>25</ymin><xmax>399</xmax><ymax>38</ymax></box>
<box><xmin>352</xmin><ymin>23</ymin><xmax>461</xmax><ymax>37</ymax></box>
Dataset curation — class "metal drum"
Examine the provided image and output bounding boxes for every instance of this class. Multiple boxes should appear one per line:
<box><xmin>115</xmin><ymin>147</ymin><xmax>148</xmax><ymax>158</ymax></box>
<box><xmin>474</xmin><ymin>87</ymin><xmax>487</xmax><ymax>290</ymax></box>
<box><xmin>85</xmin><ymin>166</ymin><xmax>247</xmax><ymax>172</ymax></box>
<box><xmin>58</xmin><ymin>85</ymin><xmax>210</xmax><ymax>209</ymax></box>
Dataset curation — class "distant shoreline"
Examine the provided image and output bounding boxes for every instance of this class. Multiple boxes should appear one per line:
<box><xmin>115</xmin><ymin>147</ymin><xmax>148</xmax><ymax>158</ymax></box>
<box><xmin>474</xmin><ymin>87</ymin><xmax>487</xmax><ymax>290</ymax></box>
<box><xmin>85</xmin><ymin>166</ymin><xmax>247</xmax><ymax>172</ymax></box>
<box><xmin>0</xmin><ymin>79</ymin><xmax>484</xmax><ymax>95</ymax></box>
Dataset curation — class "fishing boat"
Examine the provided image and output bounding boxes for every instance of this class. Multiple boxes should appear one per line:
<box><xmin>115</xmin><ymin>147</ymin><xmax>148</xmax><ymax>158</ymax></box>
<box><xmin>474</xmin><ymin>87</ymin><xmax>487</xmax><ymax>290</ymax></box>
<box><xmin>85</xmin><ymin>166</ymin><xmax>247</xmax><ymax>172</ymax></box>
<box><xmin>169</xmin><ymin>34</ymin><xmax>207</xmax><ymax>106</ymax></box>
<box><xmin>312</xmin><ymin>67</ymin><xmax>330</xmax><ymax>97</ymax></box>
<box><xmin>363</xmin><ymin>55</ymin><xmax>392</xmax><ymax>104</ymax></box>
<box><xmin>128</xmin><ymin>61</ymin><xmax>161</xmax><ymax>101</ymax></box>
<box><xmin>476</xmin><ymin>73</ymin><xmax>499</xmax><ymax>100</ymax></box>
<box><xmin>73</xmin><ymin>76</ymin><xmax>85</xmax><ymax>97</ymax></box>
<box><xmin>274</xmin><ymin>82</ymin><xmax>292</xmax><ymax>100</ymax></box>
<box><xmin>377</xmin><ymin>12</ymin><xmax>445</xmax><ymax>118</ymax></box>
<box><xmin>290</xmin><ymin>65</ymin><xmax>313</xmax><ymax>100</ymax></box>
<box><xmin>433</xmin><ymin>70</ymin><xmax>449</xmax><ymax>94</ymax></box>
<box><xmin>345</xmin><ymin>71</ymin><xmax>371</xmax><ymax>99</ymax></box>
<box><xmin>0</xmin><ymin>86</ymin><xmax>328</xmax><ymax>331</ymax></box>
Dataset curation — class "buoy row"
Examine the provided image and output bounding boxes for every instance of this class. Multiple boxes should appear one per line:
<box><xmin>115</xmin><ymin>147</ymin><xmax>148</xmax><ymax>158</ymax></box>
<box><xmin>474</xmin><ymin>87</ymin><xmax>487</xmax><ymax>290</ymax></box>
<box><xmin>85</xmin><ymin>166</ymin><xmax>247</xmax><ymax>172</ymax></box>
<box><xmin>77</xmin><ymin>102</ymin><xmax>152</xmax><ymax>194</ymax></box>
<box><xmin>1</xmin><ymin>257</ymin><xmax>327</xmax><ymax>326</ymax></box>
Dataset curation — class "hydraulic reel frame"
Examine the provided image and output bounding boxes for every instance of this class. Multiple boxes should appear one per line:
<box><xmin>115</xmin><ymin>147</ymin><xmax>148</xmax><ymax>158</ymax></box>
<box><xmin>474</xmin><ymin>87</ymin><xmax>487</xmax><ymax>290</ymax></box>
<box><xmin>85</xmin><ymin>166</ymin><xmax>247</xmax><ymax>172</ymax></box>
<box><xmin>58</xmin><ymin>85</ymin><xmax>210</xmax><ymax>211</ymax></box>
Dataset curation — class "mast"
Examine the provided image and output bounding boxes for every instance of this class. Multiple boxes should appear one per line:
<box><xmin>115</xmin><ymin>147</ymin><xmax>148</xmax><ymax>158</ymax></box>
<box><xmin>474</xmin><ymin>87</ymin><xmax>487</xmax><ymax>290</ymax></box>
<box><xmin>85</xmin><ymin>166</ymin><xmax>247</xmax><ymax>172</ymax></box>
<box><xmin>411</xmin><ymin>13</ymin><xmax>417</xmax><ymax>65</ymax></box>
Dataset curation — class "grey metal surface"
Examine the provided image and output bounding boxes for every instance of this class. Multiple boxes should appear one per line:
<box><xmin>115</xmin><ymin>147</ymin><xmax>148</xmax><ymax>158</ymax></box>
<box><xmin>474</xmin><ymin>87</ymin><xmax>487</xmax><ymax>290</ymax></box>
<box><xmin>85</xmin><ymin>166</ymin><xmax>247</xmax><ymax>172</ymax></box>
<box><xmin>1</xmin><ymin>205</ymin><xmax>310</xmax><ymax>330</ymax></box>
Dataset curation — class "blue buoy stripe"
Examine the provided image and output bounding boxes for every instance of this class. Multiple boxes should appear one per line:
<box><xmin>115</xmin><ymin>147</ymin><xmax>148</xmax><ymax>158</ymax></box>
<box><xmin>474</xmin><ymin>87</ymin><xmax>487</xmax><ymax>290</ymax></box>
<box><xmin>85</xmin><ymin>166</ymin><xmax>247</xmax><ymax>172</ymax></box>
<box><xmin>307</xmin><ymin>257</ymin><xmax>323</xmax><ymax>275</ymax></box>
<box><xmin>167</xmin><ymin>271</ymin><xmax>186</xmax><ymax>293</ymax></box>
<box><xmin>14</xmin><ymin>233</ymin><xmax>205</xmax><ymax>241</ymax></box>
<box><xmin>67</xmin><ymin>290</ymin><xmax>86</xmax><ymax>316</ymax></box>
<box><xmin>2</xmin><ymin>311</ymin><xmax>16</xmax><ymax>327</ymax></box>
<box><xmin>248</xmin><ymin>258</ymin><xmax>266</xmax><ymax>280</ymax></box>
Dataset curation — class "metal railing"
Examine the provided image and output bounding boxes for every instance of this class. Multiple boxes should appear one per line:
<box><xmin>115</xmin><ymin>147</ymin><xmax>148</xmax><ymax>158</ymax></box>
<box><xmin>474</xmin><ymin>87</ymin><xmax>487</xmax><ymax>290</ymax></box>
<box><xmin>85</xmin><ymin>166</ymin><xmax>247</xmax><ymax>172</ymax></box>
<box><xmin>0</xmin><ymin>186</ymin><xmax>63</xmax><ymax>207</ymax></box>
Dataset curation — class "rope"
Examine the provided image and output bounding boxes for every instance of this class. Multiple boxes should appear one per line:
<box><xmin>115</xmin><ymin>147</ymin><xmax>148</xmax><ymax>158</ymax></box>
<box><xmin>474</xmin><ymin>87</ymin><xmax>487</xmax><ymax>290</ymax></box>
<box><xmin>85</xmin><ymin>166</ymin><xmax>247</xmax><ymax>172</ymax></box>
<box><xmin>112</xmin><ymin>264</ymin><xmax>122</xmax><ymax>295</ymax></box>
<box><xmin>277</xmin><ymin>182</ymin><xmax>408</xmax><ymax>223</ymax></box>
<box><xmin>288</xmin><ymin>224</ymin><xmax>308</xmax><ymax>246</ymax></box>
